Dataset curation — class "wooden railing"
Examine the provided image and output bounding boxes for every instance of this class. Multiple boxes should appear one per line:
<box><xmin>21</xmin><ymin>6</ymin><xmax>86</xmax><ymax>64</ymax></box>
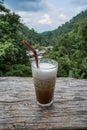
<box><xmin>0</xmin><ymin>77</ymin><xmax>87</xmax><ymax>130</ymax></box>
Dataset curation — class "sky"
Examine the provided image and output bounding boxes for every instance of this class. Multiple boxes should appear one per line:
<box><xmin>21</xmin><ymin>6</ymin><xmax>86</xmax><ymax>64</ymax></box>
<box><xmin>5</xmin><ymin>0</ymin><xmax>87</xmax><ymax>33</ymax></box>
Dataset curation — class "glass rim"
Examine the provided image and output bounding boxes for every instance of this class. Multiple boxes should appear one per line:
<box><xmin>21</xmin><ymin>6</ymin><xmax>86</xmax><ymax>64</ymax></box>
<box><xmin>31</xmin><ymin>58</ymin><xmax>58</xmax><ymax>70</ymax></box>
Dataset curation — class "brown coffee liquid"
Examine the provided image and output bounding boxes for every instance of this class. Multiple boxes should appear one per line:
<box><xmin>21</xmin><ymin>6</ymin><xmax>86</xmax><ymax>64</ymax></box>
<box><xmin>35</xmin><ymin>87</ymin><xmax>54</xmax><ymax>104</ymax></box>
<box><xmin>34</xmin><ymin>77</ymin><xmax>55</xmax><ymax>104</ymax></box>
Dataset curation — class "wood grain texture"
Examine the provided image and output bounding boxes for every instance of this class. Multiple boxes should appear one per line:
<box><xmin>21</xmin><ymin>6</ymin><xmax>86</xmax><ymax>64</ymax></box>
<box><xmin>0</xmin><ymin>77</ymin><xmax>87</xmax><ymax>130</ymax></box>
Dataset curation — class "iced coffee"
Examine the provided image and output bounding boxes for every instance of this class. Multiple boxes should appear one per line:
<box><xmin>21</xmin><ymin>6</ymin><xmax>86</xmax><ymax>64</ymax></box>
<box><xmin>31</xmin><ymin>59</ymin><xmax>58</xmax><ymax>107</ymax></box>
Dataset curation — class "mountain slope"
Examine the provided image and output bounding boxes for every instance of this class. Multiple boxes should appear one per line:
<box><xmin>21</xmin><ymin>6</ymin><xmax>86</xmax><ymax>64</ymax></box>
<box><xmin>43</xmin><ymin>10</ymin><xmax>87</xmax><ymax>78</ymax></box>
<box><xmin>42</xmin><ymin>10</ymin><xmax>87</xmax><ymax>39</ymax></box>
<box><xmin>0</xmin><ymin>4</ymin><xmax>46</xmax><ymax>76</ymax></box>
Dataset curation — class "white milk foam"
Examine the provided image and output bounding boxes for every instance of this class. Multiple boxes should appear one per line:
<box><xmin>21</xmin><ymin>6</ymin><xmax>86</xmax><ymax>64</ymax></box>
<box><xmin>32</xmin><ymin>62</ymin><xmax>57</xmax><ymax>79</ymax></box>
<box><xmin>39</xmin><ymin>63</ymin><xmax>54</xmax><ymax>69</ymax></box>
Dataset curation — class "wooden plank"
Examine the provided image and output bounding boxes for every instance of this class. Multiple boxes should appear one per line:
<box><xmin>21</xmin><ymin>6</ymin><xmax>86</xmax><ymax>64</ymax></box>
<box><xmin>0</xmin><ymin>77</ymin><xmax>87</xmax><ymax>130</ymax></box>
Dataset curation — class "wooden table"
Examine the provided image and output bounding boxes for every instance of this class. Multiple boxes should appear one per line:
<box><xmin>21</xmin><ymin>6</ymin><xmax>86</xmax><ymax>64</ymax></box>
<box><xmin>0</xmin><ymin>77</ymin><xmax>87</xmax><ymax>130</ymax></box>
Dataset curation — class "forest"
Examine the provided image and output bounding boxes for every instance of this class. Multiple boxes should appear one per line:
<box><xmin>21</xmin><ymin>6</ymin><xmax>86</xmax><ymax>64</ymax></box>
<box><xmin>0</xmin><ymin>2</ymin><xmax>87</xmax><ymax>78</ymax></box>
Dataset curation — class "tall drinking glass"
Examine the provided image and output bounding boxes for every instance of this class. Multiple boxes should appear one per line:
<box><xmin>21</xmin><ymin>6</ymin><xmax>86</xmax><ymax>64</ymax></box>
<box><xmin>31</xmin><ymin>59</ymin><xmax>58</xmax><ymax>107</ymax></box>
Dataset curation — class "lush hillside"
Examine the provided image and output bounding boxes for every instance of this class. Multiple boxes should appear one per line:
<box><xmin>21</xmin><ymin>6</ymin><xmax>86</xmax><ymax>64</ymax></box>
<box><xmin>42</xmin><ymin>10</ymin><xmax>87</xmax><ymax>39</ymax></box>
<box><xmin>43</xmin><ymin>10</ymin><xmax>87</xmax><ymax>78</ymax></box>
<box><xmin>0</xmin><ymin>4</ymin><xmax>46</xmax><ymax>76</ymax></box>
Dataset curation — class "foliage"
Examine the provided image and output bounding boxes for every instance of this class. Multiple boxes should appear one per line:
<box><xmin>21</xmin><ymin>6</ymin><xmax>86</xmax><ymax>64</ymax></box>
<box><xmin>0</xmin><ymin>4</ymin><xmax>87</xmax><ymax>78</ymax></box>
<box><xmin>0</xmin><ymin>5</ymin><xmax>46</xmax><ymax>76</ymax></box>
<box><xmin>44</xmin><ymin>15</ymin><xmax>87</xmax><ymax>78</ymax></box>
<box><xmin>5</xmin><ymin>64</ymin><xmax>32</xmax><ymax>77</ymax></box>
<box><xmin>42</xmin><ymin>10</ymin><xmax>87</xmax><ymax>39</ymax></box>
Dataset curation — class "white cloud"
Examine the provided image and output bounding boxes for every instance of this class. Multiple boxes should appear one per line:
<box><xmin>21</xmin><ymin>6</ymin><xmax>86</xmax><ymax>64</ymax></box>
<box><xmin>76</xmin><ymin>5</ymin><xmax>87</xmax><ymax>14</ymax></box>
<box><xmin>17</xmin><ymin>11</ymin><xmax>33</xmax><ymax>22</ymax></box>
<box><xmin>59</xmin><ymin>14</ymin><xmax>67</xmax><ymax>20</ymax></box>
<box><xmin>38</xmin><ymin>14</ymin><xmax>52</xmax><ymax>25</ymax></box>
<box><xmin>72</xmin><ymin>0</ymin><xmax>87</xmax><ymax>5</ymax></box>
<box><xmin>13</xmin><ymin>0</ymin><xmax>87</xmax><ymax>32</ymax></box>
<box><xmin>5</xmin><ymin>0</ymin><xmax>49</xmax><ymax>12</ymax></box>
